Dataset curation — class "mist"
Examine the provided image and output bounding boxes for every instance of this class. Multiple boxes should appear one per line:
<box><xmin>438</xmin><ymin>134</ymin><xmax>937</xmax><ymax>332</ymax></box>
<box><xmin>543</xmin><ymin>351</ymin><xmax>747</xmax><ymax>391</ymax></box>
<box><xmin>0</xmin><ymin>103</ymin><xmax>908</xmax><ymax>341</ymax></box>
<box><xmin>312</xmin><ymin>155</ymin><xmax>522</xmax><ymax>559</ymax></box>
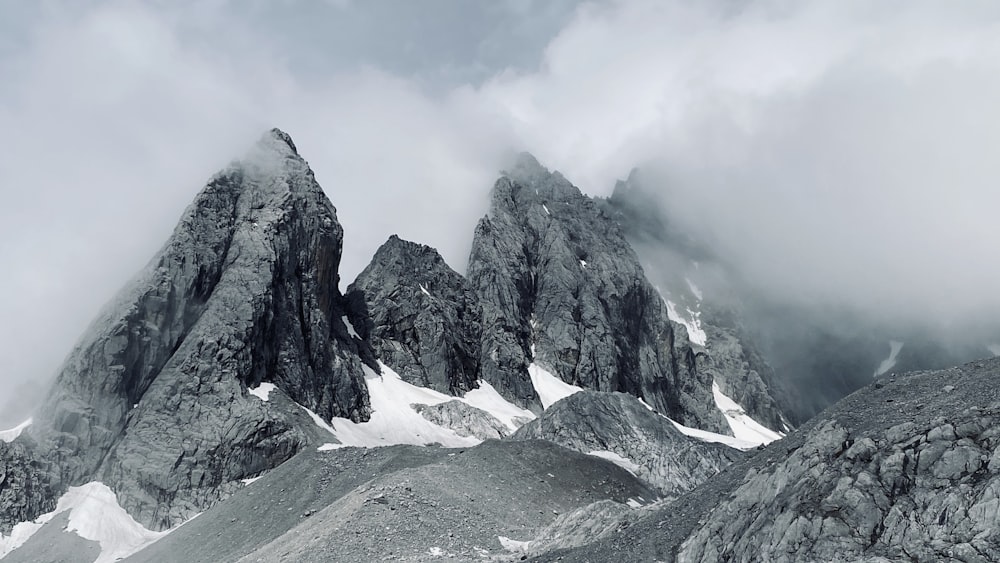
<box><xmin>3</xmin><ymin>0</ymin><xmax>999</xmax><ymax>424</ymax></box>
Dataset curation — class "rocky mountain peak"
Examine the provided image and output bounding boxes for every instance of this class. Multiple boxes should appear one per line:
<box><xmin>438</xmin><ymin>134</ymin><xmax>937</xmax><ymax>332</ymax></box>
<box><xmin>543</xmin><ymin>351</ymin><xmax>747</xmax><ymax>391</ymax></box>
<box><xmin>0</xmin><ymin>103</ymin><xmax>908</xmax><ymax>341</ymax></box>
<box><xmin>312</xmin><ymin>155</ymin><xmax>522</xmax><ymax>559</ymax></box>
<box><xmin>20</xmin><ymin>129</ymin><xmax>371</xmax><ymax>531</ymax></box>
<box><xmin>469</xmin><ymin>161</ymin><xmax>729</xmax><ymax>432</ymax></box>
<box><xmin>347</xmin><ymin>235</ymin><xmax>482</xmax><ymax>395</ymax></box>
<box><xmin>264</xmin><ymin>127</ymin><xmax>298</xmax><ymax>154</ymax></box>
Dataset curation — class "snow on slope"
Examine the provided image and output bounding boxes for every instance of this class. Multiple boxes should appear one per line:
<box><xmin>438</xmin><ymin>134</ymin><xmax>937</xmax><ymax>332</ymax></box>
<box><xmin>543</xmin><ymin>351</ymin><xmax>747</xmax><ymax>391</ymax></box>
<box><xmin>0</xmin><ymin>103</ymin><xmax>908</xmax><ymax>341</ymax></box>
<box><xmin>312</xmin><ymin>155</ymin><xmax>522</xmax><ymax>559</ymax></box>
<box><xmin>461</xmin><ymin>379</ymin><xmax>536</xmax><ymax>432</ymax></box>
<box><xmin>311</xmin><ymin>362</ymin><xmax>535</xmax><ymax>449</ymax></box>
<box><xmin>636</xmin><ymin>396</ymin><xmax>763</xmax><ymax>451</ymax></box>
<box><xmin>0</xmin><ymin>418</ymin><xmax>31</xmax><ymax>443</ymax></box>
<box><xmin>664</xmin><ymin>299</ymin><xmax>707</xmax><ymax>346</ymax></box>
<box><xmin>874</xmin><ymin>340</ymin><xmax>904</xmax><ymax>377</ymax></box>
<box><xmin>341</xmin><ymin>315</ymin><xmax>361</xmax><ymax>339</ymax></box>
<box><xmin>712</xmin><ymin>381</ymin><xmax>783</xmax><ymax>446</ymax></box>
<box><xmin>528</xmin><ymin>362</ymin><xmax>583</xmax><ymax>409</ymax></box>
<box><xmin>668</xmin><ymin>419</ymin><xmax>758</xmax><ymax>450</ymax></box>
<box><xmin>0</xmin><ymin>482</ymin><xmax>173</xmax><ymax>562</ymax></box>
<box><xmin>587</xmin><ymin>451</ymin><xmax>641</xmax><ymax>476</ymax></box>
<box><xmin>247</xmin><ymin>382</ymin><xmax>275</xmax><ymax>402</ymax></box>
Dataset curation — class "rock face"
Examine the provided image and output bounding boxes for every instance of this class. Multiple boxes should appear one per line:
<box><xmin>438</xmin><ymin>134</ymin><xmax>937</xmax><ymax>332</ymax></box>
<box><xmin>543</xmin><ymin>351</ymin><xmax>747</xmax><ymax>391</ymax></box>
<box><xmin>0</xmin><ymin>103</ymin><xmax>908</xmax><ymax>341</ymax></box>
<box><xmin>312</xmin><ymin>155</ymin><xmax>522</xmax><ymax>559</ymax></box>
<box><xmin>0</xmin><ymin>439</ymin><xmax>55</xmax><ymax>535</ymax></box>
<box><xmin>468</xmin><ymin>154</ymin><xmax>727</xmax><ymax>432</ymax></box>
<box><xmin>678</xmin><ymin>362</ymin><xmax>1000</xmax><ymax>563</ymax></box>
<box><xmin>24</xmin><ymin>129</ymin><xmax>373</xmax><ymax>530</ymax></box>
<box><xmin>600</xmin><ymin>174</ymin><xmax>793</xmax><ymax>432</ymax></box>
<box><xmin>346</xmin><ymin>236</ymin><xmax>481</xmax><ymax>395</ymax></box>
<box><xmin>512</xmin><ymin>391</ymin><xmax>742</xmax><ymax>497</ymax></box>
<box><xmin>412</xmin><ymin>400</ymin><xmax>509</xmax><ymax>440</ymax></box>
<box><xmin>551</xmin><ymin>358</ymin><xmax>1000</xmax><ymax>563</ymax></box>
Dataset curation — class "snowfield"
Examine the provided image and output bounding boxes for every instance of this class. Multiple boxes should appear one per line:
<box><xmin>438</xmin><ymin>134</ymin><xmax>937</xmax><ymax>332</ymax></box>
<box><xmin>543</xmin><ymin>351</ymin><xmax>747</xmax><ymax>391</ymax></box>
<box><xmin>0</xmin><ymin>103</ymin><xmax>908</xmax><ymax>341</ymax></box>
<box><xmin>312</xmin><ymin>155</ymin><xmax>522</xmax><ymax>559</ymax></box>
<box><xmin>712</xmin><ymin>381</ymin><xmax>784</xmax><ymax>446</ymax></box>
<box><xmin>0</xmin><ymin>482</ymin><xmax>177</xmax><ymax>562</ymax></box>
<box><xmin>247</xmin><ymin>382</ymin><xmax>276</xmax><ymax>402</ymax></box>
<box><xmin>305</xmin><ymin>362</ymin><xmax>536</xmax><ymax>449</ymax></box>
<box><xmin>0</xmin><ymin>418</ymin><xmax>31</xmax><ymax>443</ymax></box>
<box><xmin>528</xmin><ymin>362</ymin><xmax>583</xmax><ymax>409</ymax></box>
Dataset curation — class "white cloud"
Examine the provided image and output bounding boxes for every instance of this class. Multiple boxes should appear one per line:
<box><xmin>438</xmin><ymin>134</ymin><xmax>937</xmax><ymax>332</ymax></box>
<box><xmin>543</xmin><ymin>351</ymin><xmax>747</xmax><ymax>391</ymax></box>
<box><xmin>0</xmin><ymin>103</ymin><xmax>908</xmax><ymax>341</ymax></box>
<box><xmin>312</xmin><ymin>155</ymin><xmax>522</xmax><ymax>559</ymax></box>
<box><xmin>3</xmin><ymin>0</ymin><xmax>1000</xmax><ymax>420</ymax></box>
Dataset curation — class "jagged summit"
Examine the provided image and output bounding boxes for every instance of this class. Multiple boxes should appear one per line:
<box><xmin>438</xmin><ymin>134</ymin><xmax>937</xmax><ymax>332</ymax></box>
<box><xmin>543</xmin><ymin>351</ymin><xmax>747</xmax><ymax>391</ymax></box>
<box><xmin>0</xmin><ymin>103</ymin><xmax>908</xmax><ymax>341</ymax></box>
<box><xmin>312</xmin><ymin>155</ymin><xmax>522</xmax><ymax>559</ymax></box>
<box><xmin>469</xmin><ymin>158</ymin><xmax>730</xmax><ymax>432</ymax></box>
<box><xmin>24</xmin><ymin>129</ymin><xmax>372</xmax><ymax>530</ymax></box>
<box><xmin>347</xmin><ymin>235</ymin><xmax>482</xmax><ymax>395</ymax></box>
<box><xmin>264</xmin><ymin>127</ymin><xmax>298</xmax><ymax>154</ymax></box>
<box><xmin>495</xmin><ymin>152</ymin><xmax>582</xmax><ymax>210</ymax></box>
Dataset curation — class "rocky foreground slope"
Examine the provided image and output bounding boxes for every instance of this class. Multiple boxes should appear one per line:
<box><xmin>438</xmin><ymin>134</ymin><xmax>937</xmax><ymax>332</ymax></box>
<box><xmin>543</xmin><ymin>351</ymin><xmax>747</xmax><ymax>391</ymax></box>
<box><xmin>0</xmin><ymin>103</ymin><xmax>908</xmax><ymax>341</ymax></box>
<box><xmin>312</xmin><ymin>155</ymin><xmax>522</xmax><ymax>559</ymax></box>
<box><xmin>542</xmin><ymin>357</ymin><xmax>1000</xmax><ymax>562</ymax></box>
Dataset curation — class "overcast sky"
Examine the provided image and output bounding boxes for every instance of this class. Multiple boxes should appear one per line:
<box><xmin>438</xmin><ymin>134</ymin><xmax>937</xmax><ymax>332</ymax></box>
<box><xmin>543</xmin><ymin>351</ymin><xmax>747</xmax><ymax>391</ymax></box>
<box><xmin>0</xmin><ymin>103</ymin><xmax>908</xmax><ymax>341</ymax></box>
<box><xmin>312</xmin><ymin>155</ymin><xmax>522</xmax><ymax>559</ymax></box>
<box><xmin>2</xmin><ymin>0</ymin><xmax>1000</xmax><ymax>412</ymax></box>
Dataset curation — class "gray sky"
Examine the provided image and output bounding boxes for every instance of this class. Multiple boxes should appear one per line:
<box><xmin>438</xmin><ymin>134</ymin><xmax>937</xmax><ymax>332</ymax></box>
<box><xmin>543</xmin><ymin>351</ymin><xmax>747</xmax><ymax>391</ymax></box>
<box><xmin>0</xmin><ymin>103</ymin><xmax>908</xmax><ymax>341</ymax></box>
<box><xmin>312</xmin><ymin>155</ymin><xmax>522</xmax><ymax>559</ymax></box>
<box><xmin>3</xmin><ymin>0</ymin><xmax>1000</xmax><ymax>415</ymax></box>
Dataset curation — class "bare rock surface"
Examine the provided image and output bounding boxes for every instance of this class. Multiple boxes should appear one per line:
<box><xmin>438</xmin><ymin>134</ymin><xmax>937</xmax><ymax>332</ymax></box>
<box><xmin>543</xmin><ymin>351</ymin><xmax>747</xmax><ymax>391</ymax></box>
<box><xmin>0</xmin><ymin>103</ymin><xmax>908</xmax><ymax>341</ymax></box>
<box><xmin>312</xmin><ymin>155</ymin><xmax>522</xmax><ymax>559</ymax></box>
<box><xmin>468</xmin><ymin>154</ymin><xmax>727</xmax><ymax>432</ymax></box>
<box><xmin>18</xmin><ymin>129</ymin><xmax>373</xmax><ymax>531</ymax></box>
<box><xmin>413</xmin><ymin>400</ymin><xmax>510</xmax><ymax>440</ymax></box>
<box><xmin>512</xmin><ymin>391</ymin><xmax>742</xmax><ymax>497</ymax></box>
<box><xmin>347</xmin><ymin>235</ymin><xmax>482</xmax><ymax>395</ymax></box>
<box><xmin>543</xmin><ymin>357</ymin><xmax>1000</xmax><ymax>563</ymax></box>
<box><xmin>118</xmin><ymin>440</ymin><xmax>655</xmax><ymax>563</ymax></box>
<box><xmin>0</xmin><ymin>439</ymin><xmax>55</xmax><ymax>535</ymax></box>
<box><xmin>600</xmin><ymin>174</ymin><xmax>793</xmax><ymax>432</ymax></box>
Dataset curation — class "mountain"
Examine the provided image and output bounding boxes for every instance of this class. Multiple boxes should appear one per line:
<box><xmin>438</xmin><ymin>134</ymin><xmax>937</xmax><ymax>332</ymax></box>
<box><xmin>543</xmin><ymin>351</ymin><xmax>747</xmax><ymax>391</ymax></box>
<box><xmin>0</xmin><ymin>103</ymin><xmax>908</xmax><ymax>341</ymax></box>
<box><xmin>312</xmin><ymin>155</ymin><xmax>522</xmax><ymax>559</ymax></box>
<box><xmin>0</xmin><ymin>131</ymin><xmax>795</xmax><ymax>562</ymax></box>
<box><xmin>469</xmin><ymin>154</ymin><xmax>730</xmax><ymax>432</ymax></box>
<box><xmin>346</xmin><ymin>235</ymin><xmax>481</xmax><ymax>396</ymax></box>
<box><xmin>9</xmin><ymin>129</ymin><xmax>375</xmax><ymax>532</ymax></box>
<box><xmin>540</xmin><ymin>357</ymin><xmax>1000</xmax><ymax>562</ymax></box>
<box><xmin>599</xmin><ymin>174</ymin><xmax>795</xmax><ymax>432</ymax></box>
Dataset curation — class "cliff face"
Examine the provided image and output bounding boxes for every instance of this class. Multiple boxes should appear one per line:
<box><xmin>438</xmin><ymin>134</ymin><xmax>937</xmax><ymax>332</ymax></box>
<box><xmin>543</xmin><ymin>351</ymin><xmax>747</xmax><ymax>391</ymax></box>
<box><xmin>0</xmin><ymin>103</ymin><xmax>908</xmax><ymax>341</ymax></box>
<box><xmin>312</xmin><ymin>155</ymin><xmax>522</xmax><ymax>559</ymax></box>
<box><xmin>25</xmin><ymin>129</ymin><xmax>372</xmax><ymax>530</ymax></box>
<box><xmin>346</xmin><ymin>235</ymin><xmax>482</xmax><ymax>395</ymax></box>
<box><xmin>678</xmin><ymin>359</ymin><xmax>1000</xmax><ymax>563</ymax></box>
<box><xmin>600</xmin><ymin>174</ymin><xmax>793</xmax><ymax>431</ymax></box>
<box><xmin>468</xmin><ymin>154</ymin><xmax>727</xmax><ymax>432</ymax></box>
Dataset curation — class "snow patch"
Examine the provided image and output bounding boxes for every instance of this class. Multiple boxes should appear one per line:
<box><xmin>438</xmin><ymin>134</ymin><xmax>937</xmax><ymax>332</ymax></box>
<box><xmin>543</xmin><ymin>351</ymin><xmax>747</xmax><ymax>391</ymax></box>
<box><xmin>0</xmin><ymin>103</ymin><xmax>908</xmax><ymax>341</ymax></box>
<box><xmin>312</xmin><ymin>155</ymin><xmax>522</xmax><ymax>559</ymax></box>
<box><xmin>317</xmin><ymin>443</ymin><xmax>347</xmax><ymax>451</ymax></box>
<box><xmin>248</xmin><ymin>382</ymin><xmax>275</xmax><ymax>402</ymax></box>
<box><xmin>587</xmin><ymin>451</ymin><xmax>640</xmax><ymax>476</ymax></box>
<box><xmin>0</xmin><ymin>418</ymin><xmax>31</xmax><ymax>443</ymax></box>
<box><xmin>874</xmin><ymin>340</ymin><xmax>904</xmax><ymax>377</ymax></box>
<box><xmin>989</xmin><ymin>344</ymin><xmax>1000</xmax><ymax>357</ymax></box>
<box><xmin>685</xmin><ymin>278</ymin><xmax>703</xmax><ymax>301</ymax></box>
<box><xmin>428</xmin><ymin>546</ymin><xmax>444</xmax><ymax>556</ymax></box>
<box><xmin>304</xmin><ymin>363</ymin><xmax>538</xmax><ymax>449</ymax></box>
<box><xmin>669</xmin><ymin>419</ymin><xmax>758</xmax><ymax>451</ymax></box>
<box><xmin>664</xmin><ymin>299</ymin><xmax>707</xmax><ymax>347</ymax></box>
<box><xmin>315</xmin><ymin>362</ymin><xmax>480</xmax><ymax>448</ymax></box>
<box><xmin>626</xmin><ymin>498</ymin><xmax>643</xmax><ymax>509</ymax></box>
<box><xmin>579</xmin><ymin>259</ymin><xmax>587</xmax><ymax>268</ymax></box>
<box><xmin>240</xmin><ymin>476</ymin><xmax>263</xmax><ymax>486</ymax></box>
<box><xmin>461</xmin><ymin>380</ymin><xmax>536</xmax><ymax>432</ymax></box>
<box><xmin>342</xmin><ymin>315</ymin><xmax>361</xmax><ymax>339</ymax></box>
<box><xmin>542</xmin><ymin>204</ymin><xmax>550</xmax><ymax>215</ymax></box>
<box><xmin>498</xmin><ymin>535</ymin><xmax>532</xmax><ymax>552</ymax></box>
<box><xmin>712</xmin><ymin>381</ymin><xmax>783</xmax><ymax>446</ymax></box>
<box><xmin>528</xmin><ymin>362</ymin><xmax>582</xmax><ymax>409</ymax></box>
<box><xmin>419</xmin><ymin>284</ymin><xmax>431</xmax><ymax>297</ymax></box>
<box><xmin>0</xmin><ymin>482</ymin><xmax>173</xmax><ymax>563</ymax></box>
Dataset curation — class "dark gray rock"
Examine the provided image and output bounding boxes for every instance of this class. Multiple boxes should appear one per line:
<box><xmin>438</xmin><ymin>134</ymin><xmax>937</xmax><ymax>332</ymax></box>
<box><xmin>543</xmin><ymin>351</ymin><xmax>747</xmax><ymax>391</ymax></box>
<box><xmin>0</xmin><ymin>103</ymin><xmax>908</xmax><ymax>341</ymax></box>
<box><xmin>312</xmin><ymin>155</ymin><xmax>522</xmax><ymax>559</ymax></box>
<box><xmin>512</xmin><ymin>390</ymin><xmax>742</xmax><ymax>497</ymax></box>
<box><xmin>0</xmin><ymin>438</ymin><xmax>55</xmax><ymax>535</ymax></box>
<box><xmin>468</xmin><ymin>154</ymin><xmax>727</xmax><ymax>432</ymax></box>
<box><xmin>23</xmin><ymin>129</ymin><xmax>373</xmax><ymax>530</ymax></box>
<box><xmin>601</xmin><ymin>174</ymin><xmax>793</xmax><ymax>432</ymax></box>
<box><xmin>412</xmin><ymin>400</ymin><xmax>509</xmax><ymax>440</ymax></box>
<box><xmin>548</xmin><ymin>357</ymin><xmax>1000</xmax><ymax>563</ymax></box>
<box><xmin>346</xmin><ymin>235</ymin><xmax>481</xmax><ymax>395</ymax></box>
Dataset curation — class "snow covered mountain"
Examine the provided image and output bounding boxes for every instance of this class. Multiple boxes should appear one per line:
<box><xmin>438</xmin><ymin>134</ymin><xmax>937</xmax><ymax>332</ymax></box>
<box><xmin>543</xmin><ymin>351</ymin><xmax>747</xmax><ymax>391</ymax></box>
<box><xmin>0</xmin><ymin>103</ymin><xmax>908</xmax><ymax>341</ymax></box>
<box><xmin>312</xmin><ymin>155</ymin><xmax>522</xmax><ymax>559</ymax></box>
<box><xmin>0</xmin><ymin>130</ymin><xmax>873</xmax><ymax>563</ymax></box>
